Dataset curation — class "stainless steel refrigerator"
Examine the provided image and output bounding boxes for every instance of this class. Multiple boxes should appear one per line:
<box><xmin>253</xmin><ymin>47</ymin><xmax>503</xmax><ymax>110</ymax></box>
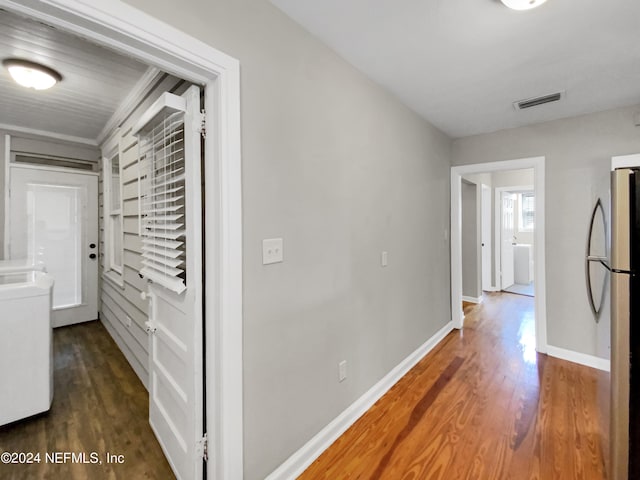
<box><xmin>596</xmin><ymin>168</ymin><xmax>640</xmax><ymax>480</ymax></box>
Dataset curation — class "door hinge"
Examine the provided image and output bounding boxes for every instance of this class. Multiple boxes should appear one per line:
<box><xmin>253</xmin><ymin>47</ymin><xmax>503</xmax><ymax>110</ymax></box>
<box><xmin>197</xmin><ymin>433</ymin><xmax>208</xmax><ymax>461</ymax></box>
<box><xmin>200</xmin><ymin>109</ymin><xmax>206</xmax><ymax>139</ymax></box>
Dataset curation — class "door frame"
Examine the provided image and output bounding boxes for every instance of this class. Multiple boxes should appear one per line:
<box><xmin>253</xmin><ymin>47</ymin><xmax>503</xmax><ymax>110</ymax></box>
<box><xmin>451</xmin><ymin>157</ymin><xmax>547</xmax><ymax>353</ymax></box>
<box><xmin>480</xmin><ymin>184</ymin><xmax>493</xmax><ymax>292</ymax></box>
<box><xmin>494</xmin><ymin>185</ymin><xmax>533</xmax><ymax>290</ymax></box>
<box><xmin>0</xmin><ymin>0</ymin><xmax>244</xmax><ymax>478</ymax></box>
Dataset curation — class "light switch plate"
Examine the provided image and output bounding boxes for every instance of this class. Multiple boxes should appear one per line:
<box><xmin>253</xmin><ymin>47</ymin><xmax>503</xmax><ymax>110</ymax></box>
<box><xmin>262</xmin><ymin>238</ymin><xmax>284</xmax><ymax>265</ymax></box>
<box><xmin>381</xmin><ymin>251</ymin><xmax>388</xmax><ymax>267</ymax></box>
<box><xmin>338</xmin><ymin>360</ymin><xmax>347</xmax><ymax>382</ymax></box>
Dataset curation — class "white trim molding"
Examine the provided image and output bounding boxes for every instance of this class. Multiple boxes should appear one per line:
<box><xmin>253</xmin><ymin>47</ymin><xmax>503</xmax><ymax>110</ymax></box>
<box><xmin>3</xmin><ymin>134</ymin><xmax>10</xmax><ymax>259</ymax></box>
<box><xmin>612</xmin><ymin>153</ymin><xmax>640</xmax><ymax>170</ymax></box>
<box><xmin>546</xmin><ymin>345</ymin><xmax>610</xmax><ymax>372</ymax></box>
<box><xmin>96</xmin><ymin>66</ymin><xmax>161</xmax><ymax>145</ymax></box>
<box><xmin>0</xmin><ymin>123</ymin><xmax>97</xmax><ymax>146</ymax></box>
<box><xmin>0</xmin><ymin>1</ymin><xmax>244</xmax><ymax>478</ymax></box>
<box><xmin>266</xmin><ymin>321</ymin><xmax>455</xmax><ymax>480</ymax></box>
<box><xmin>451</xmin><ymin>157</ymin><xmax>547</xmax><ymax>353</ymax></box>
<box><xmin>462</xmin><ymin>295</ymin><xmax>482</xmax><ymax>304</ymax></box>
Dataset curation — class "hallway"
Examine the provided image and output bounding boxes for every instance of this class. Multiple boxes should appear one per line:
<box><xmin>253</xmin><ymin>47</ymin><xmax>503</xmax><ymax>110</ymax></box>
<box><xmin>300</xmin><ymin>293</ymin><xmax>609</xmax><ymax>479</ymax></box>
<box><xmin>0</xmin><ymin>321</ymin><xmax>174</xmax><ymax>480</ymax></box>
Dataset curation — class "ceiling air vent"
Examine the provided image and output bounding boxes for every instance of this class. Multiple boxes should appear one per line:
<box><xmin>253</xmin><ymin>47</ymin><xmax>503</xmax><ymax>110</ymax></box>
<box><xmin>514</xmin><ymin>91</ymin><xmax>564</xmax><ymax>110</ymax></box>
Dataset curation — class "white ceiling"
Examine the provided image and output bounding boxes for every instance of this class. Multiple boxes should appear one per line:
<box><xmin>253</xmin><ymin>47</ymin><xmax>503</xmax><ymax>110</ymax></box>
<box><xmin>271</xmin><ymin>0</ymin><xmax>640</xmax><ymax>138</ymax></box>
<box><xmin>0</xmin><ymin>9</ymin><xmax>149</xmax><ymax>142</ymax></box>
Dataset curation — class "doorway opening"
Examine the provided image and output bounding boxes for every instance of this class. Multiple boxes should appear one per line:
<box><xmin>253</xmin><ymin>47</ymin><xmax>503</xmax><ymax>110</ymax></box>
<box><xmin>451</xmin><ymin>157</ymin><xmax>547</xmax><ymax>354</ymax></box>
<box><xmin>0</xmin><ymin>1</ymin><xmax>242</xmax><ymax>478</ymax></box>
<box><xmin>497</xmin><ymin>184</ymin><xmax>535</xmax><ymax>297</ymax></box>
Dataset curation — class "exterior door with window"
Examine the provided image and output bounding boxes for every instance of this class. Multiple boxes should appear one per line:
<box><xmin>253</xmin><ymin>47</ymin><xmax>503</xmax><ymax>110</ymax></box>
<box><xmin>9</xmin><ymin>165</ymin><xmax>98</xmax><ymax>327</ymax></box>
<box><xmin>136</xmin><ymin>85</ymin><xmax>204</xmax><ymax>480</ymax></box>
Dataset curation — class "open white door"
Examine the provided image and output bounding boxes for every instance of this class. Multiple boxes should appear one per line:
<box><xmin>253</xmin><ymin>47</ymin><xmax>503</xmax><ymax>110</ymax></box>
<box><xmin>136</xmin><ymin>85</ymin><xmax>205</xmax><ymax>480</ymax></box>
<box><xmin>481</xmin><ymin>184</ymin><xmax>492</xmax><ymax>291</ymax></box>
<box><xmin>500</xmin><ymin>192</ymin><xmax>517</xmax><ymax>289</ymax></box>
<box><xmin>9</xmin><ymin>165</ymin><xmax>98</xmax><ymax>327</ymax></box>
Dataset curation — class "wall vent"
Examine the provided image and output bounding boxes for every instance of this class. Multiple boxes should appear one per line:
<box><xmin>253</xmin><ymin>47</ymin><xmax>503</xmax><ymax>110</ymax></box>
<box><xmin>13</xmin><ymin>152</ymin><xmax>96</xmax><ymax>171</ymax></box>
<box><xmin>514</xmin><ymin>91</ymin><xmax>564</xmax><ymax>110</ymax></box>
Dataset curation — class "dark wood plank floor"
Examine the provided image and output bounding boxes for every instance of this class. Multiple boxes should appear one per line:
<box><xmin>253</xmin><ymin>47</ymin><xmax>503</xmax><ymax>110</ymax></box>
<box><xmin>0</xmin><ymin>320</ymin><xmax>175</xmax><ymax>480</ymax></box>
<box><xmin>300</xmin><ymin>292</ymin><xmax>610</xmax><ymax>479</ymax></box>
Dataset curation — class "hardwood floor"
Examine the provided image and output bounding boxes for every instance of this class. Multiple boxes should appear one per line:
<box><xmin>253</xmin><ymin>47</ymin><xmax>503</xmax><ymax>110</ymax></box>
<box><xmin>299</xmin><ymin>292</ymin><xmax>610</xmax><ymax>480</ymax></box>
<box><xmin>0</xmin><ymin>321</ymin><xmax>174</xmax><ymax>480</ymax></box>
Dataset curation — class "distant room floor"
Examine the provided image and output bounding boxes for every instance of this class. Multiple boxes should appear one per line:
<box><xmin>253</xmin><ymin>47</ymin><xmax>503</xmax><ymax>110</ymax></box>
<box><xmin>0</xmin><ymin>321</ymin><xmax>175</xmax><ymax>480</ymax></box>
<box><xmin>504</xmin><ymin>280</ymin><xmax>535</xmax><ymax>297</ymax></box>
<box><xmin>299</xmin><ymin>292</ymin><xmax>609</xmax><ymax>479</ymax></box>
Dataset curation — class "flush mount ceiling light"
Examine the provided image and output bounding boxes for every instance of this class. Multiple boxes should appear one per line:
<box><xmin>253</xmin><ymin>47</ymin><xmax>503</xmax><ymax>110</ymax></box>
<box><xmin>500</xmin><ymin>0</ymin><xmax>549</xmax><ymax>10</ymax></box>
<box><xmin>2</xmin><ymin>58</ymin><xmax>62</xmax><ymax>90</ymax></box>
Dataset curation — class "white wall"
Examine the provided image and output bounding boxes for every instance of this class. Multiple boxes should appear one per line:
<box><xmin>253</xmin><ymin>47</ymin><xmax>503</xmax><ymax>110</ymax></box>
<box><xmin>491</xmin><ymin>169</ymin><xmax>533</xmax><ymax>188</ymax></box>
<box><xmin>122</xmin><ymin>1</ymin><xmax>452</xmax><ymax>478</ymax></box>
<box><xmin>461</xmin><ymin>181</ymin><xmax>480</xmax><ymax>299</ymax></box>
<box><xmin>452</xmin><ymin>104</ymin><xmax>640</xmax><ymax>360</ymax></box>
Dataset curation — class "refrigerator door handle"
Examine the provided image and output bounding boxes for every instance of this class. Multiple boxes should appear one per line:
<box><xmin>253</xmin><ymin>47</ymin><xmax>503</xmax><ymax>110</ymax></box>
<box><xmin>585</xmin><ymin>198</ymin><xmax>609</xmax><ymax>320</ymax></box>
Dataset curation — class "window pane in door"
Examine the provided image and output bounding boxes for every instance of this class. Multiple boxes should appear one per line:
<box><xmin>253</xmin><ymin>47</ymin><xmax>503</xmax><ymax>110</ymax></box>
<box><xmin>519</xmin><ymin>193</ymin><xmax>535</xmax><ymax>230</ymax></box>
<box><xmin>26</xmin><ymin>184</ymin><xmax>82</xmax><ymax>309</ymax></box>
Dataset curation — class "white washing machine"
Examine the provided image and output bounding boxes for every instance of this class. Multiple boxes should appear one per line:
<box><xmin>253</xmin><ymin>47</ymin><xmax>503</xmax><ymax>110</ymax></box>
<box><xmin>0</xmin><ymin>270</ymin><xmax>54</xmax><ymax>426</ymax></box>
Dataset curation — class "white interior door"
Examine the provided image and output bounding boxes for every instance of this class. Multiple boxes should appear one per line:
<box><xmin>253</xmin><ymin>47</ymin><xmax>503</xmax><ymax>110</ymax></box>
<box><xmin>9</xmin><ymin>165</ymin><xmax>98</xmax><ymax>327</ymax></box>
<box><xmin>501</xmin><ymin>192</ymin><xmax>516</xmax><ymax>289</ymax></box>
<box><xmin>481</xmin><ymin>184</ymin><xmax>492</xmax><ymax>291</ymax></box>
<box><xmin>143</xmin><ymin>85</ymin><xmax>204</xmax><ymax>480</ymax></box>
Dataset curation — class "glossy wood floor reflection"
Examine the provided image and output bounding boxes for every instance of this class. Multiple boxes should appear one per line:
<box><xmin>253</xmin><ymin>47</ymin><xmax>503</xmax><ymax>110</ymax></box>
<box><xmin>299</xmin><ymin>292</ymin><xmax>610</xmax><ymax>480</ymax></box>
<box><xmin>0</xmin><ymin>321</ymin><xmax>174</xmax><ymax>480</ymax></box>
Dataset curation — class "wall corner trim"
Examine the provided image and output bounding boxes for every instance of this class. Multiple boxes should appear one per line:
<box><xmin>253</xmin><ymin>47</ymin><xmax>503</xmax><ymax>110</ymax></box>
<box><xmin>265</xmin><ymin>320</ymin><xmax>455</xmax><ymax>480</ymax></box>
<box><xmin>546</xmin><ymin>345</ymin><xmax>610</xmax><ymax>372</ymax></box>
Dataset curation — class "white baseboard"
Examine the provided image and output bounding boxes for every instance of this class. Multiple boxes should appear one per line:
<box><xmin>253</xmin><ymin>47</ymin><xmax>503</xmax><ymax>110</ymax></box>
<box><xmin>265</xmin><ymin>320</ymin><xmax>455</xmax><ymax>480</ymax></box>
<box><xmin>462</xmin><ymin>295</ymin><xmax>482</xmax><ymax>304</ymax></box>
<box><xmin>546</xmin><ymin>345</ymin><xmax>610</xmax><ymax>372</ymax></box>
<box><xmin>482</xmin><ymin>286</ymin><xmax>499</xmax><ymax>292</ymax></box>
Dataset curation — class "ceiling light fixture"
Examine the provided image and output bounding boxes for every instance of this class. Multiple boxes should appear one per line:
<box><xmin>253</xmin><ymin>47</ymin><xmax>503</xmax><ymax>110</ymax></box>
<box><xmin>500</xmin><ymin>0</ymin><xmax>548</xmax><ymax>10</ymax></box>
<box><xmin>2</xmin><ymin>58</ymin><xmax>62</xmax><ymax>90</ymax></box>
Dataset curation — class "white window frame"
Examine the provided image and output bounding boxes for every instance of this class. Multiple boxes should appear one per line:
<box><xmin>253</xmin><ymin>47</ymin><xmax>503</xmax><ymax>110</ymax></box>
<box><xmin>102</xmin><ymin>136</ymin><xmax>124</xmax><ymax>286</ymax></box>
<box><xmin>518</xmin><ymin>191</ymin><xmax>535</xmax><ymax>232</ymax></box>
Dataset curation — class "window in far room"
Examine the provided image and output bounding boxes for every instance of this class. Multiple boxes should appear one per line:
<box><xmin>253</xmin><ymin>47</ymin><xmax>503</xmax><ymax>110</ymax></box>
<box><xmin>518</xmin><ymin>192</ymin><xmax>535</xmax><ymax>232</ymax></box>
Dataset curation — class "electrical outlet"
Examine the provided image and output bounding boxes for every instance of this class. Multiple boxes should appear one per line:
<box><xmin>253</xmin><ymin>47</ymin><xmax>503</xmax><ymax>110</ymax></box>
<box><xmin>262</xmin><ymin>238</ymin><xmax>284</xmax><ymax>265</ymax></box>
<box><xmin>338</xmin><ymin>360</ymin><xmax>347</xmax><ymax>382</ymax></box>
<box><xmin>381</xmin><ymin>251</ymin><xmax>388</xmax><ymax>267</ymax></box>
<box><xmin>125</xmin><ymin>316</ymin><xmax>132</xmax><ymax>328</ymax></box>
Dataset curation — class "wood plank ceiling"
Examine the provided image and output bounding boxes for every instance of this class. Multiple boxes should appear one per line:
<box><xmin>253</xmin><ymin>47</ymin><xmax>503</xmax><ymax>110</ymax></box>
<box><xmin>0</xmin><ymin>8</ymin><xmax>149</xmax><ymax>142</ymax></box>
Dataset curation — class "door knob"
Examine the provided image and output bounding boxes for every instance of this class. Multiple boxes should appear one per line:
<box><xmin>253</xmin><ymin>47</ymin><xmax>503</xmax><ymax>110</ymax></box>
<box><xmin>89</xmin><ymin>253</ymin><xmax>97</xmax><ymax>259</ymax></box>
